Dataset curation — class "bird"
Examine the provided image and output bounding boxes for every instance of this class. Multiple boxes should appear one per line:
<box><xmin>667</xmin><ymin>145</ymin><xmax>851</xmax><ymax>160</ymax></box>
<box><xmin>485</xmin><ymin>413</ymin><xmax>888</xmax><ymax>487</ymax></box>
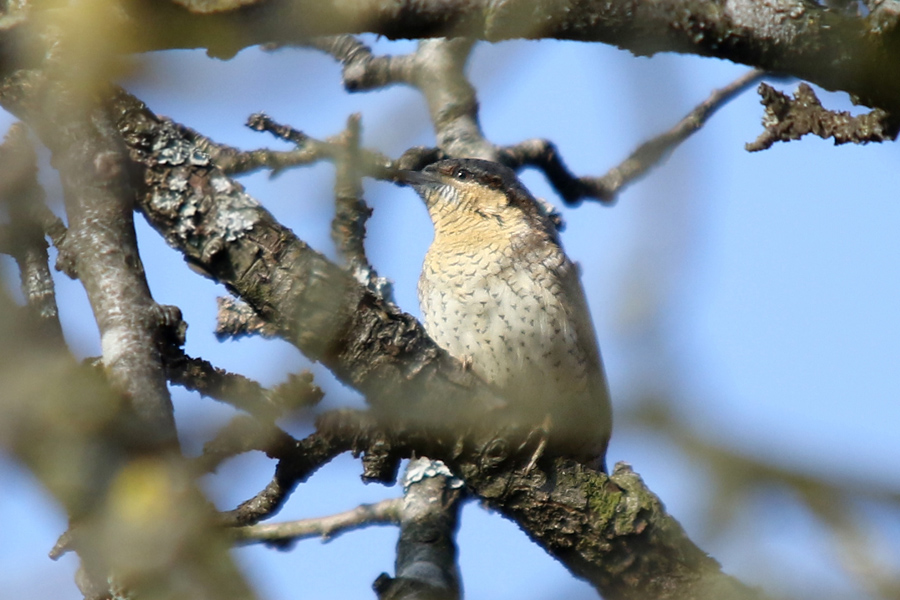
<box><xmin>398</xmin><ymin>158</ymin><xmax>612</xmax><ymax>470</ymax></box>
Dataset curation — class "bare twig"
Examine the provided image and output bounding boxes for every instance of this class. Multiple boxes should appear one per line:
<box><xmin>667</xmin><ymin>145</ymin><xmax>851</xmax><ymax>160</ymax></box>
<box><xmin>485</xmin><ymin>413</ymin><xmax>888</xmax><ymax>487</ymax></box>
<box><xmin>163</xmin><ymin>113</ymin><xmax>395</xmax><ymax>178</ymax></box>
<box><xmin>244</xmin><ymin>111</ymin><xmax>394</xmax><ymax>177</ymax></box>
<box><xmin>197</xmin><ymin>414</ymin><xmax>301</xmax><ymax>473</ymax></box>
<box><xmin>331</xmin><ymin>113</ymin><xmax>396</xmax><ymax>300</ymax></box>
<box><xmin>314</xmin><ymin>35</ymin><xmax>496</xmax><ymax>160</ymax></box>
<box><xmin>503</xmin><ymin>69</ymin><xmax>766</xmax><ymax>205</ymax></box>
<box><xmin>233</xmin><ymin>497</ymin><xmax>403</xmax><ymax>547</ymax></box>
<box><xmin>598</xmin><ymin>68</ymin><xmax>765</xmax><ymax>196</ymax></box>
<box><xmin>219</xmin><ymin>422</ymin><xmax>364</xmax><ymax>527</ymax></box>
<box><xmin>165</xmin><ymin>345</ymin><xmax>322</xmax><ymax>421</ymax></box>
<box><xmin>314</xmin><ymin>38</ymin><xmax>761</xmax><ymax>207</ymax></box>
<box><xmin>173</xmin><ymin>116</ymin><xmax>330</xmax><ymax>175</ymax></box>
<box><xmin>0</xmin><ymin>123</ymin><xmax>64</xmax><ymax>341</ymax></box>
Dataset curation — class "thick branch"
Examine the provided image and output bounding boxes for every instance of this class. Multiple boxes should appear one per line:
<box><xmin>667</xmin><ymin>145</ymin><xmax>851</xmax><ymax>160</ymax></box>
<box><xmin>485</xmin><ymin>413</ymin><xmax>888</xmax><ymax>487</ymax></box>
<box><xmin>379</xmin><ymin>458</ymin><xmax>463</xmax><ymax>600</ymax></box>
<box><xmin>4</xmin><ymin>0</ymin><xmax>898</xmax><ymax>114</ymax></box>
<box><xmin>107</xmin><ymin>89</ymin><xmax>768</xmax><ymax>599</ymax></box>
<box><xmin>305</xmin><ymin>411</ymin><xmax>767</xmax><ymax>600</ymax></box>
<box><xmin>113</xmin><ymin>89</ymin><xmax>504</xmax><ymax>433</ymax></box>
<box><xmin>0</xmin><ymin>71</ymin><xmax>179</xmax><ymax>443</ymax></box>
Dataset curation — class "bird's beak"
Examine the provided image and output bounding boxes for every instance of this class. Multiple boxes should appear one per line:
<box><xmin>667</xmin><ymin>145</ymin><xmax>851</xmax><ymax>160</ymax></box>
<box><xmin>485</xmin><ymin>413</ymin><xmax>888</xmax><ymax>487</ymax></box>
<box><xmin>395</xmin><ymin>169</ymin><xmax>442</xmax><ymax>189</ymax></box>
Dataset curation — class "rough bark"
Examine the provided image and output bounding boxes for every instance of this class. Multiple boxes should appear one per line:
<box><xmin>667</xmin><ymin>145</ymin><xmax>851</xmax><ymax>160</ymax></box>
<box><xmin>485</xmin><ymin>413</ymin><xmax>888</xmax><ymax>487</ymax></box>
<box><xmin>103</xmin><ymin>87</ymin><xmax>765</xmax><ymax>600</ymax></box>
<box><xmin>2</xmin><ymin>0</ymin><xmax>900</xmax><ymax>114</ymax></box>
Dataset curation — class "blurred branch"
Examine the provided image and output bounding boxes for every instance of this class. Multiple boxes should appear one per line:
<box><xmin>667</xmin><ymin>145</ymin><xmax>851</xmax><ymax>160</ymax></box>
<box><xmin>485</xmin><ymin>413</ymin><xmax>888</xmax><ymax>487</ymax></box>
<box><xmin>0</xmin><ymin>0</ymin><xmax>895</xmax><ymax>115</ymax></box>
<box><xmin>0</xmin><ymin>123</ymin><xmax>64</xmax><ymax>342</ymax></box>
<box><xmin>626</xmin><ymin>394</ymin><xmax>900</xmax><ymax>598</ymax></box>
<box><xmin>107</xmin><ymin>87</ymin><xmax>768</xmax><ymax>598</ymax></box>
<box><xmin>331</xmin><ymin>113</ymin><xmax>368</xmax><ymax>268</ymax></box>
<box><xmin>0</xmin><ymin>63</ymin><xmax>263</xmax><ymax>598</ymax></box>
<box><xmin>233</xmin><ymin>497</ymin><xmax>402</xmax><ymax>547</ymax></box>
<box><xmin>0</xmin><ymin>287</ymin><xmax>258</xmax><ymax>600</ymax></box>
<box><xmin>165</xmin><ymin>344</ymin><xmax>323</xmax><ymax>421</ymax></box>
<box><xmin>197</xmin><ymin>414</ymin><xmax>302</xmax><ymax>473</ymax></box>
<box><xmin>628</xmin><ymin>396</ymin><xmax>900</xmax><ymax>527</ymax></box>
<box><xmin>0</xmin><ymin>73</ymin><xmax>178</xmax><ymax>444</ymax></box>
<box><xmin>331</xmin><ymin>113</ymin><xmax>395</xmax><ymax>300</ymax></box>
<box><xmin>314</xmin><ymin>36</ymin><xmax>493</xmax><ymax>160</ymax></box>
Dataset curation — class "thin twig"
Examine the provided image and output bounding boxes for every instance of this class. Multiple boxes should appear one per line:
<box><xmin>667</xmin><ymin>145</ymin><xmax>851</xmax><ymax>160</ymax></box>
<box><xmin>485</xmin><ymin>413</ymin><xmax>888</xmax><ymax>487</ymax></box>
<box><xmin>599</xmin><ymin>68</ymin><xmax>766</xmax><ymax>193</ymax></box>
<box><xmin>218</xmin><ymin>423</ymin><xmax>363</xmax><ymax>527</ymax></box>
<box><xmin>165</xmin><ymin>347</ymin><xmax>322</xmax><ymax>420</ymax></box>
<box><xmin>167</xmin><ymin>113</ymin><xmax>394</xmax><ymax>178</ymax></box>
<box><xmin>331</xmin><ymin>113</ymin><xmax>370</xmax><ymax>268</ymax></box>
<box><xmin>246</xmin><ymin>112</ymin><xmax>394</xmax><ymax>177</ymax></box>
<box><xmin>233</xmin><ymin>498</ymin><xmax>403</xmax><ymax>547</ymax></box>
<box><xmin>197</xmin><ymin>415</ymin><xmax>300</xmax><ymax>473</ymax></box>
<box><xmin>504</xmin><ymin>69</ymin><xmax>766</xmax><ymax>205</ymax></box>
<box><xmin>0</xmin><ymin>123</ymin><xmax>64</xmax><ymax>341</ymax></box>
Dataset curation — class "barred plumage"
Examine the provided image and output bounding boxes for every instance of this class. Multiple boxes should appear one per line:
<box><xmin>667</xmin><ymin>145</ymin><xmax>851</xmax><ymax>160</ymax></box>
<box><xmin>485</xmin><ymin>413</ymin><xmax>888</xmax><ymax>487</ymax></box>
<box><xmin>400</xmin><ymin>159</ymin><xmax>612</xmax><ymax>469</ymax></box>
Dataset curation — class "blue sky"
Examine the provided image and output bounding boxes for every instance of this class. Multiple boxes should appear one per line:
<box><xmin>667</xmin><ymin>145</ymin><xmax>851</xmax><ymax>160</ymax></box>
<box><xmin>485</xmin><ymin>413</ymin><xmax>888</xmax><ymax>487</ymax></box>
<box><xmin>2</xmin><ymin>37</ymin><xmax>899</xmax><ymax>599</ymax></box>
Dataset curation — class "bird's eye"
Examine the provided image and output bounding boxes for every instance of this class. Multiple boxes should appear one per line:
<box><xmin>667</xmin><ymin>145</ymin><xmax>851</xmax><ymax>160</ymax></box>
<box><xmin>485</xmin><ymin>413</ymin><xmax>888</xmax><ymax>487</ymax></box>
<box><xmin>455</xmin><ymin>169</ymin><xmax>470</xmax><ymax>181</ymax></box>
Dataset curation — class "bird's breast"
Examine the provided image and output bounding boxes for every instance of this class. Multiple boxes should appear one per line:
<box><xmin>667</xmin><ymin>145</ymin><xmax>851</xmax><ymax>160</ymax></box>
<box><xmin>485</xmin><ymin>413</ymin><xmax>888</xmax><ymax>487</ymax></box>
<box><xmin>418</xmin><ymin>242</ymin><xmax>593</xmax><ymax>408</ymax></box>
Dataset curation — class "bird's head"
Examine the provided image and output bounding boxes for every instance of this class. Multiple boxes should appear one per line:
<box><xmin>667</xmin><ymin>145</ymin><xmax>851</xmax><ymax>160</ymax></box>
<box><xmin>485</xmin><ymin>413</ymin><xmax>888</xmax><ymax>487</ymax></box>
<box><xmin>397</xmin><ymin>159</ymin><xmax>560</xmax><ymax>240</ymax></box>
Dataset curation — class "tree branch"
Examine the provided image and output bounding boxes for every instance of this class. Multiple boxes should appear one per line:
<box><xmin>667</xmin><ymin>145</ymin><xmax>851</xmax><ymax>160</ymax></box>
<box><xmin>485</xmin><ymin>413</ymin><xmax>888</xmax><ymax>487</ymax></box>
<box><xmin>746</xmin><ymin>82</ymin><xmax>899</xmax><ymax>150</ymax></box>
<box><xmin>330</xmin><ymin>112</ymin><xmax>395</xmax><ymax>299</ymax></box>
<box><xmin>106</xmin><ymin>88</ymin><xmax>769</xmax><ymax>599</ymax></box>
<box><xmin>165</xmin><ymin>347</ymin><xmax>322</xmax><ymax>420</ymax></box>
<box><xmin>3</xmin><ymin>0</ymin><xmax>897</xmax><ymax>115</ymax></box>
<box><xmin>376</xmin><ymin>458</ymin><xmax>464</xmax><ymax>600</ymax></box>
<box><xmin>0</xmin><ymin>71</ymin><xmax>179</xmax><ymax>444</ymax></box>
<box><xmin>0</xmin><ymin>123</ymin><xmax>64</xmax><ymax>342</ymax></box>
<box><xmin>503</xmin><ymin>69</ymin><xmax>767</xmax><ymax>204</ymax></box>
<box><xmin>113</xmin><ymin>88</ymin><xmax>505</xmax><ymax>432</ymax></box>
<box><xmin>0</xmin><ymin>279</ymin><xmax>258</xmax><ymax>600</ymax></box>
<box><xmin>233</xmin><ymin>497</ymin><xmax>402</xmax><ymax>547</ymax></box>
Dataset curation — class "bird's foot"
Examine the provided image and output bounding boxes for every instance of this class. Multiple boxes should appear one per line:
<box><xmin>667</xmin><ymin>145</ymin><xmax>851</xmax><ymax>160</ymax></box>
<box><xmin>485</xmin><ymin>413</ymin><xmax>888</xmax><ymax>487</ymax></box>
<box><xmin>521</xmin><ymin>415</ymin><xmax>553</xmax><ymax>474</ymax></box>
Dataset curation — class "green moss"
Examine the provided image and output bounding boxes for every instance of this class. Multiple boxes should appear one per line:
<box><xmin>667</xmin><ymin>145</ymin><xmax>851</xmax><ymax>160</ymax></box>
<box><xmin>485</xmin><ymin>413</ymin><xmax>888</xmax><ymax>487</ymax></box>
<box><xmin>585</xmin><ymin>472</ymin><xmax>622</xmax><ymax>522</ymax></box>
